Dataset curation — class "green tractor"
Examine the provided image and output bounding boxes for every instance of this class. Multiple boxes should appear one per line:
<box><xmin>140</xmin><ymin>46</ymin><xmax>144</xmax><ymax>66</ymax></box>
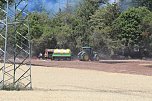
<box><xmin>78</xmin><ymin>47</ymin><xmax>100</xmax><ymax>61</ymax></box>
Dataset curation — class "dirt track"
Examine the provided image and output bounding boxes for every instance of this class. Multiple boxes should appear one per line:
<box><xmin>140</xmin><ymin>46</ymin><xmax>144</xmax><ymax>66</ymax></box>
<box><xmin>31</xmin><ymin>59</ymin><xmax>152</xmax><ymax>76</ymax></box>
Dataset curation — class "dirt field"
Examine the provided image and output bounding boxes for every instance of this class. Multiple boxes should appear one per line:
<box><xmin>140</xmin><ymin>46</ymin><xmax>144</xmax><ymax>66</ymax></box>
<box><xmin>31</xmin><ymin>59</ymin><xmax>152</xmax><ymax>76</ymax></box>
<box><xmin>0</xmin><ymin>60</ymin><xmax>152</xmax><ymax>101</ymax></box>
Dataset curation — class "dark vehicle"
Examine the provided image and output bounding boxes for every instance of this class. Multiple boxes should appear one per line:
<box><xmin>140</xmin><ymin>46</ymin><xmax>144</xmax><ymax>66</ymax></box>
<box><xmin>78</xmin><ymin>47</ymin><xmax>99</xmax><ymax>61</ymax></box>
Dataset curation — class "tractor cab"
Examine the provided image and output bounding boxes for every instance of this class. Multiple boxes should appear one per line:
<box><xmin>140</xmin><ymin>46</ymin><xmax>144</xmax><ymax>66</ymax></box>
<box><xmin>81</xmin><ymin>47</ymin><xmax>93</xmax><ymax>55</ymax></box>
<box><xmin>44</xmin><ymin>49</ymin><xmax>54</xmax><ymax>59</ymax></box>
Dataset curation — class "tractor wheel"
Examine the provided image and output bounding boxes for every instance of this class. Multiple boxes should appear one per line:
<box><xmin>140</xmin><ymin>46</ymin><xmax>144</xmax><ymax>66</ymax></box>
<box><xmin>94</xmin><ymin>54</ymin><xmax>100</xmax><ymax>61</ymax></box>
<box><xmin>67</xmin><ymin>57</ymin><xmax>71</xmax><ymax>61</ymax></box>
<box><xmin>82</xmin><ymin>53</ymin><xmax>89</xmax><ymax>61</ymax></box>
<box><xmin>78</xmin><ymin>51</ymin><xmax>83</xmax><ymax>60</ymax></box>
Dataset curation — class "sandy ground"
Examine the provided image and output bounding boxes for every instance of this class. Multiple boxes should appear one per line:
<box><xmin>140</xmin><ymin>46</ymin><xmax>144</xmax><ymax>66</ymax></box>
<box><xmin>0</xmin><ymin>65</ymin><xmax>152</xmax><ymax>101</ymax></box>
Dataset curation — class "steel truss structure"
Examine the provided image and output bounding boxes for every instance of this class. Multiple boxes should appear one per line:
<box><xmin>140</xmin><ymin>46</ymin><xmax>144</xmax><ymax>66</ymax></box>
<box><xmin>0</xmin><ymin>0</ymin><xmax>32</xmax><ymax>90</ymax></box>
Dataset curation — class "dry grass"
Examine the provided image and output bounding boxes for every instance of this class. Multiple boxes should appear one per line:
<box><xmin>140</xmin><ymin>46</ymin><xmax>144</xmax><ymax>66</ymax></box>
<box><xmin>0</xmin><ymin>65</ymin><xmax>152</xmax><ymax>101</ymax></box>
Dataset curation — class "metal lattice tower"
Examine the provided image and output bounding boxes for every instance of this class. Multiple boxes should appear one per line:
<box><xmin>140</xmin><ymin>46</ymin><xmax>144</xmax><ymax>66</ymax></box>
<box><xmin>0</xmin><ymin>0</ymin><xmax>32</xmax><ymax>90</ymax></box>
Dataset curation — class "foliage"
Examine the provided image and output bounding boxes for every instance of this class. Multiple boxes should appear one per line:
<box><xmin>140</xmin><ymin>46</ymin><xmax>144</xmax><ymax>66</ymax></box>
<box><xmin>89</xmin><ymin>3</ymin><xmax>121</xmax><ymax>54</ymax></box>
<box><xmin>2</xmin><ymin>0</ymin><xmax>152</xmax><ymax>58</ymax></box>
<box><xmin>113</xmin><ymin>7</ymin><xmax>152</xmax><ymax>54</ymax></box>
<box><xmin>75</xmin><ymin>0</ymin><xmax>101</xmax><ymax>47</ymax></box>
<box><xmin>28</xmin><ymin>12</ymin><xmax>56</xmax><ymax>55</ymax></box>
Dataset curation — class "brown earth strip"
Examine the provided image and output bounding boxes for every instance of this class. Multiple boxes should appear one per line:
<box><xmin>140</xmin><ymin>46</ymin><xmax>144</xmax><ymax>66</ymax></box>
<box><xmin>31</xmin><ymin>59</ymin><xmax>152</xmax><ymax>76</ymax></box>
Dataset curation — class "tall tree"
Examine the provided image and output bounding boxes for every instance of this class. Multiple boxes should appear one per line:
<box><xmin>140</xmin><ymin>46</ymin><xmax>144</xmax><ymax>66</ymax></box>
<box><xmin>113</xmin><ymin>7</ymin><xmax>152</xmax><ymax>49</ymax></box>
<box><xmin>49</xmin><ymin>12</ymin><xmax>78</xmax><ymax>49</ymax></box>
<box><xmin>75</xmin><ymin>0</ymin><xmax>102</xmax><ymax>47</ymax></box>
<box><xmin>89</xmin><ymin>3</ymin><xmax>121</xmax><ymax>54</ymax></box>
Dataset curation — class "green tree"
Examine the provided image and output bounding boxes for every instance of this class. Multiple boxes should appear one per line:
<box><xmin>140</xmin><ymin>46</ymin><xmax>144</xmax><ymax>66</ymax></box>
<box><xmin>89</xmin><ymin>3</ymin><xmax>120</xmax><ymax>55</ymax></box>
<box><xmin>49</xmin><ymin>12</ymin><xmax>78</xmax><ymax>50</ymax></box>
<box><xmin>28</xmin><ymin>11</ymin><xmax>78</xmax><ymax>55</ymax></box>
<box><xmin>75</xmin><ymin>0</ymin><xmax>102</xmax><ymax>47</ymax></box>
<box><xmin>113</xmin><ymin>7</ymin><xmax>152</xmax><ymax>49</ymax></box>
<box><xmin>28</xmin><ymin>12</ymin><xmax>52</xmax><ymax>55</ymax></box>
<box><xmin>29</xmin><ymin>12</ymin><xmax>49</xmax><ymax>39</ymax></box>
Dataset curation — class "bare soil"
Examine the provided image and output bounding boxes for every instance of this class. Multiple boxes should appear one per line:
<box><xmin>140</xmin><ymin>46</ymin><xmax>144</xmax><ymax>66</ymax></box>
<box><xmin>31</xmin><ymin>59</ymin><xmax>152</xmax><ymax>76</ymax></box>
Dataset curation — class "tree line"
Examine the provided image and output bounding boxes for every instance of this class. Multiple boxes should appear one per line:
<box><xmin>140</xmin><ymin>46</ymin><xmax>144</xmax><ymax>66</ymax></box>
<box><xmin>1</xmin><ymin>0</ymin><xmax>152</xmax><ymax>59</ymax></box>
